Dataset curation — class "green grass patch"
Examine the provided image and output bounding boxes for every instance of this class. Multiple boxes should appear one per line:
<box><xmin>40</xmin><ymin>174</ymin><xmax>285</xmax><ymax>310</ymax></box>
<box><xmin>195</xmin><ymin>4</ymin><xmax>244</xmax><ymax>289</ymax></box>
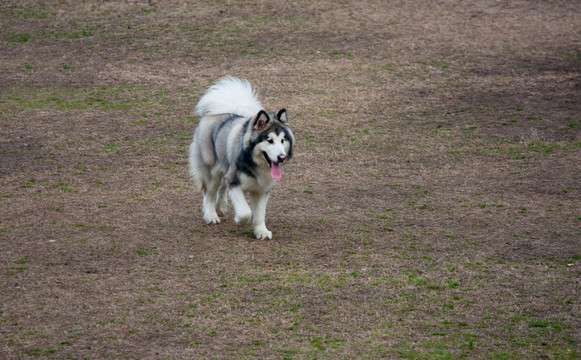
<box><xmin>0</xmin><ymin>83</ymin><xmax>169</xmax><ymax>113</ymax></box>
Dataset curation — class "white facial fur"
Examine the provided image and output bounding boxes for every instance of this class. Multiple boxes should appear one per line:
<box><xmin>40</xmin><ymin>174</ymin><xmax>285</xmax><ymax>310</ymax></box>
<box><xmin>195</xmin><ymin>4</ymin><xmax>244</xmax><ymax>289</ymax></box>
<box><xmin>258</xmin><ymin>132</ymin><xmax>288</xmax><ymax>164</ymax></box>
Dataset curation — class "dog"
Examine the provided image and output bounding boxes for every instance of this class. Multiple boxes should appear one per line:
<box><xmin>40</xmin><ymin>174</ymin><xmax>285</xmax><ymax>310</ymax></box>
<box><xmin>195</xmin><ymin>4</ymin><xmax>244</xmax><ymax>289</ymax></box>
<box><xmin>189</xmin><ymin>76</ymin><xmax>294</xmax><ymax>240</ymax></box>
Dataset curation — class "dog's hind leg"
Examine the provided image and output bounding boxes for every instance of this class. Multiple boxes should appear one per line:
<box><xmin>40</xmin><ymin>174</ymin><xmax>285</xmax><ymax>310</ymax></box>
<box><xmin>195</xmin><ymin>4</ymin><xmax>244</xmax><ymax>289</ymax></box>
<box><xmin>201</xmin><ymin>167</ymin><xmax>222</xmax><ymax>224</ymax></box>
<box><xmin>250</xmin><ymin>192</ymin><xmax>272</xmax><ymax>240</ymax></box>
<box><xmin>229</xmin><ymin>186</ymin><xmax>252</xmax><ymax>226</ymax></box>
<box><xmin>216</xmin><ymin>179</ymin><xmax>229</xmax><ymax>216</ymax></box>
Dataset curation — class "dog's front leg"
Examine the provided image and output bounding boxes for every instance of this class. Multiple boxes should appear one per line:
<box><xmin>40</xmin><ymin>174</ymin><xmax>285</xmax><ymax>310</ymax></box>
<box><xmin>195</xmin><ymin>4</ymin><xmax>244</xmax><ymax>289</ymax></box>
<box><xmin>250</xmin><ymin>192</ymin><xmax>271</xmax><ymax>240</ymax></box>
<box><xmin>229</xmin><ymin>186</ymin><xmax>252</xmax><ymax>226</ymax></box>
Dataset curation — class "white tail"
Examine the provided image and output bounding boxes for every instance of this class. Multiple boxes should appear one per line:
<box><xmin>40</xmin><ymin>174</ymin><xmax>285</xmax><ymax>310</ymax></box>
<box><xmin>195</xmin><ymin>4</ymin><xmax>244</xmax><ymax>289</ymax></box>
<box><xmin>195</xmin><ymin>76</ymin><xmax>263</xmax><ymax>118</ymax></box>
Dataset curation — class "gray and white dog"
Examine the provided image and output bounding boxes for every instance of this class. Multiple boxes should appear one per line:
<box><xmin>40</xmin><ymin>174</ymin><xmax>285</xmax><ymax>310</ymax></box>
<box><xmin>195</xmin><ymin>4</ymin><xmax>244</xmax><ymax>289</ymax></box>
<box><xmin>189</xmin><ymin>77</ymin><xmax>294</xmax><ymax>239</ymax></box>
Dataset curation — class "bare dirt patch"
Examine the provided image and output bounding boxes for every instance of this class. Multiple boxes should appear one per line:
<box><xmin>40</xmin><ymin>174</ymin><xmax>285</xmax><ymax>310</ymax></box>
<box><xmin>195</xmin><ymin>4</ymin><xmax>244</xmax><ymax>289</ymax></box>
<box><xmin>1</xmin><ymin>1</ymin><xmax>580</xmax><ymax>359</ymax></box>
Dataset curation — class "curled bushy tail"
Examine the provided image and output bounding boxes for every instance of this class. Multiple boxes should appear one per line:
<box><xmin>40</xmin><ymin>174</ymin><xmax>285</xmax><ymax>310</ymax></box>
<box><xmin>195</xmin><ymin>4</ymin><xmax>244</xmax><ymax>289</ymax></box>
<box><xmin>195</xmin><ymin>76</ymin><xmax>263</xmax><ymax>118</ymax></box>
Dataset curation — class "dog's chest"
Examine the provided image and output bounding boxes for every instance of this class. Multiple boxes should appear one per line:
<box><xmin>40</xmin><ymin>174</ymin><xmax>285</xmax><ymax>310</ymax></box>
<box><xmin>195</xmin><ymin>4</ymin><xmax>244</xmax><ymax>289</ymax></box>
<box><xmin>238</xmin><ymin>170</ymin><xmax>275</xmax><ymax>193</ymax></box>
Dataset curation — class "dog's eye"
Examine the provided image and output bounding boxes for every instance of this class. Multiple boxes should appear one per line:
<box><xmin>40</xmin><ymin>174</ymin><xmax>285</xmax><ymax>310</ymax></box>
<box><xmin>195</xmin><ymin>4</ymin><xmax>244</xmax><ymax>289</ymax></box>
<box><xmin>281</xmin><ymin>139</ymin><xmax>285</xmax><ymax>144</ymax></box>
<box><xmin>267</xmin><ymin>139</ymin><xmax>274</xmax><ymax>144</ymax></box>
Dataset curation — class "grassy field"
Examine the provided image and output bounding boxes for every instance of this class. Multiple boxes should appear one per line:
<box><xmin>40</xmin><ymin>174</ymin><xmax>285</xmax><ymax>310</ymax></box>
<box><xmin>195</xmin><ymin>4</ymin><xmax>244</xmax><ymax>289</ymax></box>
<box><xmin>1</xmin><ymin>1</ymin><xmax>580</xmax><ymax>359</ymax></box>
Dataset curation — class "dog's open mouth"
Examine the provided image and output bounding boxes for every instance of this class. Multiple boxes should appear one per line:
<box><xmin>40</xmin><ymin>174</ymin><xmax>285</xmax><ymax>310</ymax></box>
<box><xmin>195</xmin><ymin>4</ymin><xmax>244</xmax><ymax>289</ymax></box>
<box><xmin>263</xmin><ymin>152</ymin><xmax>282</xmax><ymax>180</ymax></box>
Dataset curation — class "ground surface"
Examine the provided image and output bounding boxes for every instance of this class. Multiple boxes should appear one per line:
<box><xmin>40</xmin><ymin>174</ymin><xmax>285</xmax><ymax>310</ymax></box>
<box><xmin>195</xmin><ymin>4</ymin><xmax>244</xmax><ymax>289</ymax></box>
<box><xmin>1</xmin><ymin>1</ymin><xmax>580</xmax><ymax>359</ymax></box>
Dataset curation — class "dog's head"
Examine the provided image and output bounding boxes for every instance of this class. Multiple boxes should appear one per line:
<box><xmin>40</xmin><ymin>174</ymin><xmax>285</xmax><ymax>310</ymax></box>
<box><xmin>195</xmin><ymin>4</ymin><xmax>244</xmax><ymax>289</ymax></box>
<box><xmin>246</xmin><ymin>109</ymin><xmax>294</xmax><ymax>180</ymax></box>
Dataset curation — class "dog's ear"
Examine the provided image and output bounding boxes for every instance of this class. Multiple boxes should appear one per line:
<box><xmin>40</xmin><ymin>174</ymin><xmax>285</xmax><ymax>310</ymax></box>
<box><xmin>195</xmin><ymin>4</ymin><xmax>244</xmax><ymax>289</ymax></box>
<box><xmin>253</xmin><ymin>110</ymin><xmax>270</xmax><ymax>131</ymax></box>
<box><xmin>276</xmin><ymin>108</ymin><xmax>288</xmax><ymax>123</ymax></box>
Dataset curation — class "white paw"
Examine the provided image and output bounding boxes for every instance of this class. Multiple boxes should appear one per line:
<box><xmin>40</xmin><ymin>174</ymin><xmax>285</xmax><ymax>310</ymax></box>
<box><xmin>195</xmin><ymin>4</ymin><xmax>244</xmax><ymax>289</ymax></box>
<box><xmin>254</xmin><ymin>227</ymin><xmax>272</xmax><ymax>240</ymax></box>
<box><xmin>203</xmin><ymin>210</ymin><xmax>221</xmax><ymax>224</ymax></box>
<box><xmin>234</xmin><ymin>210</ymin><xmax>252</xmax><ymax>226</ymax></box>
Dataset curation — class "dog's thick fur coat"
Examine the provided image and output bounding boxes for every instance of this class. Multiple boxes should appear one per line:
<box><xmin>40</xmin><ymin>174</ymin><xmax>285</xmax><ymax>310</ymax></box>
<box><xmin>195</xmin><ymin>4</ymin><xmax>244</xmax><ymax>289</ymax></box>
<box><xmin>189</xmin><ymin>77</ymin><xmax>294</xmax><ymax>239</ymax></box>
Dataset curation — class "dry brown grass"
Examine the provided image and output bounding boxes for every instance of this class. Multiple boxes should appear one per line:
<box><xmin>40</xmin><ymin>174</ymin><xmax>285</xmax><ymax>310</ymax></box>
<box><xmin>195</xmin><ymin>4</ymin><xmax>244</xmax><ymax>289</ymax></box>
<box><xmin>1</xmin><ymin>1</ymin><xmax>580</xmax><ymax>359</ymax></box>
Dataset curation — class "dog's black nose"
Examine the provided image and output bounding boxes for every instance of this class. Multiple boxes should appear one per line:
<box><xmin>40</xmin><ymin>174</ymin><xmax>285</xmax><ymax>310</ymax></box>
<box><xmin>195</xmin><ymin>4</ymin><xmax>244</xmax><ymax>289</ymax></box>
<box><xmin>277</xmin><ymin>154</ymin><xmax>286</xmax><ymax>163</ymax></box>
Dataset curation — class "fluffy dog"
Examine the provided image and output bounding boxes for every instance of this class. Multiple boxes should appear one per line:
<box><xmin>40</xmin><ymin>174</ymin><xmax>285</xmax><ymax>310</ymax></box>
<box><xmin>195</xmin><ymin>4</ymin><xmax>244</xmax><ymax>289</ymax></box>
<box><xmin>189</xmin><ymin>77</ymin><xmax>294</xmax><ymax>239</ymax></box>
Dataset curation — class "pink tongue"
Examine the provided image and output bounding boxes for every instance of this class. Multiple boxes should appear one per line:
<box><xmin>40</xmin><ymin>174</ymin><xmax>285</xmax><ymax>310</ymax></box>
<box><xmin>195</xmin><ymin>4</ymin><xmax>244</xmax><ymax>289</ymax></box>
<box><xmin>270</xmin><ymin>162</ymin><xmax>282</xmax><ymax>180</ymax></box>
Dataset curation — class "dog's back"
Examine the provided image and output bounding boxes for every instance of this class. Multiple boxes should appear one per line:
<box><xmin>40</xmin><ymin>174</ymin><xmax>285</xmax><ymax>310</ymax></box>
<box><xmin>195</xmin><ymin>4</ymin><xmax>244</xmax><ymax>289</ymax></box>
<box><xmin>189</xmin><ymin>77</ymin><xmax>264</xmax><ymax>191</ymax></box>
